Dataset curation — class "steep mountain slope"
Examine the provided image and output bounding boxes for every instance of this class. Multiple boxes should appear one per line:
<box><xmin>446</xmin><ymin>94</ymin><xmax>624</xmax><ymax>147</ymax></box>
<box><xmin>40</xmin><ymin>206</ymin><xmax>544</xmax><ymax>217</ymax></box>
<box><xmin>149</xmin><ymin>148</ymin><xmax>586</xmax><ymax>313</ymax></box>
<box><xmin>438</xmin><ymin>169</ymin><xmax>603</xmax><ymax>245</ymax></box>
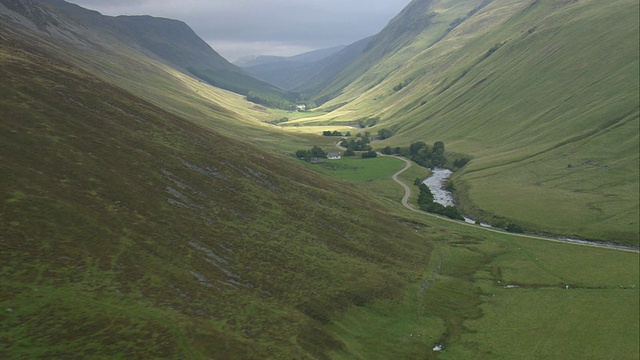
<box><xmin>306</xmin><ymin>0</ymin><xmax>639</xmax><ymax>244</ymax></box>
<box><xmin>0</xmin><ymin>16</ymin><xmax>438</xmax><ymax>358</ymax></box>
<box><xmin>30</xmin><ymin>0</ymin><xmax>285</xmax><ymax>96</ymax></box>
<box><xmin>308</xmin><ymin>0</ymin><xmax>492</xmax><ymax>104</ymax></box>
<box><xmin>294</xmin><ymin>36</ymin><xmax>376</xmax><ymax>100</ymax></box>
<box><xmin>0</xmin><ymin>0</ymin><xmax>320</xmax><ymax>151</ymax></box>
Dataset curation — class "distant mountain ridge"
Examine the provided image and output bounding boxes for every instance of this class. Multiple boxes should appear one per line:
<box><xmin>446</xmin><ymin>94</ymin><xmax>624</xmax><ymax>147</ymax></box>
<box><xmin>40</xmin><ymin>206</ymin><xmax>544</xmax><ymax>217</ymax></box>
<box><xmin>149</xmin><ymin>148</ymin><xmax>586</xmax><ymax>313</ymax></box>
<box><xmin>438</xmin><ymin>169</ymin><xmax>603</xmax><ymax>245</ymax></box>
<box><xmin>236</xmin><ymin>45</ymin><xmax>364</xmax><ymax>92</ymax></box>
<box><xmin>107</xmin><ymin>14</ymin><xmax>287</xmax><ymax>96</ymax></box>
<box><xmin>234</xmin><ymin>37</ymin><xmax>377</xmax><ymax>95</ymax></box>
<box><xmin>306</xmin><ymin>0</ymin><xmax>493</xmax><ymax>104</ymax></box>
<box><xmin>1</xmin><ymin>0</ymin><xmax>285</xmax><ymax>96</ymax></box>
<box><xmin>234</xmin><ymin>45</ymin><xmax>346</xmax><ymax>68</ymax></box>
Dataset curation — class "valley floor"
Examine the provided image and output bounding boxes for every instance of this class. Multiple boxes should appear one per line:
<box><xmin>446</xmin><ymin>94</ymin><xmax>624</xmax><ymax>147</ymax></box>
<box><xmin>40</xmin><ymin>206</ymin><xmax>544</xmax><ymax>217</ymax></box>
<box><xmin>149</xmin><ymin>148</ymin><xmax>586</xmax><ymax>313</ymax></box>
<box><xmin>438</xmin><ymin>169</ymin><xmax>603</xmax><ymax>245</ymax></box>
<box><xmin>383</xmin><ymin>155</ymin><xmax>639</xmax><ymax>253</ymax></box>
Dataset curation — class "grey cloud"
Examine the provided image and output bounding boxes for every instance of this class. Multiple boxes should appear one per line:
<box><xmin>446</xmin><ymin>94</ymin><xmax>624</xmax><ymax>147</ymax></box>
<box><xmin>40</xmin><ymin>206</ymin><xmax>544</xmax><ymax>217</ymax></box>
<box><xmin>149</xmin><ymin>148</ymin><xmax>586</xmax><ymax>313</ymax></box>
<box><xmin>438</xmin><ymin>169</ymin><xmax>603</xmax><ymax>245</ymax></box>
<box><xmin>67</xmin><ymin>0</ymin><xmax>410</xmax><ymax>60</ymax></box>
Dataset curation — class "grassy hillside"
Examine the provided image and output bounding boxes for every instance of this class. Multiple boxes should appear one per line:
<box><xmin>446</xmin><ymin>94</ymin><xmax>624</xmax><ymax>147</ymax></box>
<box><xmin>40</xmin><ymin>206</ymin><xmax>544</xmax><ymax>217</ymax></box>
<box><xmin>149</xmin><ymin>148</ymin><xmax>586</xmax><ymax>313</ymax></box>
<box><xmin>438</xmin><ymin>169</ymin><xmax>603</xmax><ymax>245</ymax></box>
<box><xmin>295</xmin><ymin>36</ymin><xmax>376</xmax><ymax>99</ymax></box>
<box><xmin>35</xmin><ymin>0</ymin><xmax>285</xmax><ymax>97</ymax></box>
<box><xmin>1</xmin><ymin>0</ymin><xmax>337</xmax><ymax>155</ymax></box>
<box><xmin>0</xmin><ymin>28</ymin><xmax>439</xmax><ymax>358</ymax></box>
<box><xmin>330</xmin><ymin>217</ymin><xmax>639</xmax><ymax>360</ymax></box>
<box><xmin>298</xmin><ymin>0</ymin><xmax>640</xmax><ymax>244</ymax></box>
<box><xmin>307</xmin><ymin>0</ymin><xmax>490</xmax><ymax>105</ymax></box>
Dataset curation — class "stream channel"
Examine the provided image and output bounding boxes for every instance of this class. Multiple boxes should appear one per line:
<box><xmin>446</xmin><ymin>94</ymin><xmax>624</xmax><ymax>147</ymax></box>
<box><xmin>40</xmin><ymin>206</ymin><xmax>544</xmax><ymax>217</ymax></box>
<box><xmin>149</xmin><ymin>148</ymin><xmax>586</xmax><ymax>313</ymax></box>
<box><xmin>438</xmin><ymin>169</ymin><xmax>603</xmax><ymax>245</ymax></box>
<box><xmin>422</xmin><ymin>168</ymin><xmax>489</xmax><ymax>226</ymax></box>
<box><xmin>421</xmin><ymin>168</ymin><xmax>638</xmax><ymax>252</ymax></box>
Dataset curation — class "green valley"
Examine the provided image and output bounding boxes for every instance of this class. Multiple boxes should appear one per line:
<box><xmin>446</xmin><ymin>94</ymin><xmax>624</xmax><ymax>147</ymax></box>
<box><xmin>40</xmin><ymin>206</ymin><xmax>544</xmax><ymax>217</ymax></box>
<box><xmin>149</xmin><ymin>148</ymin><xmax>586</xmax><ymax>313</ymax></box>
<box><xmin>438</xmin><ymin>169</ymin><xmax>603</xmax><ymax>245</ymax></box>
<box><xmin>0</xmin><ymin>0</ymin><xmax>638</xmax><ymax>359</ymax></box>
<box><xmin>296</xmin><ymin>0</ymin><xmax>640</xmax><ymax>245</ymax></box>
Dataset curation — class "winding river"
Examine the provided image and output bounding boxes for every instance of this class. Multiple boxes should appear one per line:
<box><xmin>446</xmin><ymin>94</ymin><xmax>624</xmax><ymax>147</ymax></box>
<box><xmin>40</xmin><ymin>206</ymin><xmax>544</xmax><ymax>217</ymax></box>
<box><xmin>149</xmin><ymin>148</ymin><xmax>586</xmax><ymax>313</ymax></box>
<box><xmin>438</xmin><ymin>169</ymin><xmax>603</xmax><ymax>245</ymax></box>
<box><xmin>419</xmin><ymin>166</ymin><xmax>636</xmax><ymax>251</ymax></box>
<box><xmin>422</xmin><ymin>168</ymin><xmax>489</xmax><ymax>226</ymax></box>
<box><xmin>422</xmin><ymin>168</ymin><xmax>455</xmax><ymax>207</ymax></box>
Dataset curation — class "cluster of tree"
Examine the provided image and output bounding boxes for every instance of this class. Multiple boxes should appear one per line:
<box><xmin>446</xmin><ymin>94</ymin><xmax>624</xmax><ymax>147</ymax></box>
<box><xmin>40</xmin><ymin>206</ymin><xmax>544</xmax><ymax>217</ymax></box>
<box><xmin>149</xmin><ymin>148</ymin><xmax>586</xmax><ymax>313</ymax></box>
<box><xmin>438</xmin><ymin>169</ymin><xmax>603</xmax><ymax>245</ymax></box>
<box><xmin>410</xmin><ymin>141</ymin><xmax>446</xmax><ymax>168</ymax></box>
<box><xmin>381</xmin><ymin>141</ymin><xmax>447</xmax><ymax>168</ymax></box>
<box><xmin>322</xmin><ymin>130</ymin><xmax>351</xmax><ymax>137</ymax></box>
<box><xmin>295</xmin><ymin>146</ymin><xmax>326</xmax><ymax>161</ymax></box>
<box><xmin>361</xmin><ymin>151</ymin><xmax>377</xmax><ymax>158</ymax></box>
<box><xmin>299</xmin><ymin>101</ymin><xmax>317</xmax><ymax>111</ymax></box>
<box><xmin>381</xmin><ymin>146</ymin><xmax>404</xmax><ymax>155</ymax></box>
<box><xmin>340</xmin><ymin>135</ymin><xmax>372</xmax><ymax>152</ymax></box>
<box><xmin>377</xmin><ymin>128</ymin><xmax>394</xmax><ymax>140</ymax></box>
<box><xmin>417</xmin><ymin>183</ymin><xmax>464</xmax><ymax>220</ymax></box>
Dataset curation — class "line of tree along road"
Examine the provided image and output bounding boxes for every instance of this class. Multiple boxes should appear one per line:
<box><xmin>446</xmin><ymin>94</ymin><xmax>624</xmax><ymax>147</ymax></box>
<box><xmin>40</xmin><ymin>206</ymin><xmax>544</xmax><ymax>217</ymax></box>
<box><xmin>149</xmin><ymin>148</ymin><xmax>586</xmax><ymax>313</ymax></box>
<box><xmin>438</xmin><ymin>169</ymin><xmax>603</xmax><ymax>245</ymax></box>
<box><xmin>416</xmin><ymin>183</ymin><xmax>464</xmax><ymax>220</ymax></box>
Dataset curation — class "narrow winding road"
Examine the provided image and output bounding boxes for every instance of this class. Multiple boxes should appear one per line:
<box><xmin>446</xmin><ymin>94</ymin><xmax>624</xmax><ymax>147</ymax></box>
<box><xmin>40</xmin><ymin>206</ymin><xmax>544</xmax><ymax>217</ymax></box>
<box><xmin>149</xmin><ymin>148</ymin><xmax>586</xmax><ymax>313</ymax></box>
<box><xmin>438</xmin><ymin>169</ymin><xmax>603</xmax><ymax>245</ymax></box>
<box><xmin>384</xmin><ymin>155</ymin><xmax>638</xmax><ymax>253</ymax></box>
<box><xmin>389</xmin><ymin>155</ymin><xmax>414</xmax><ymax>210</ymax></box>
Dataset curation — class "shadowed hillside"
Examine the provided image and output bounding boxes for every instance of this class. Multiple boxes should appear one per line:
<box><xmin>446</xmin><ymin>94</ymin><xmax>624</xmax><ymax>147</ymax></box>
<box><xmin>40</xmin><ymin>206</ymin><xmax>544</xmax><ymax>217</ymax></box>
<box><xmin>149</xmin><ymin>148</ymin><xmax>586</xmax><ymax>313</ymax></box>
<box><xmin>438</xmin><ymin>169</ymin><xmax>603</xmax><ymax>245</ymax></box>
<box><xmin>0</xmin><ymin>20</ymin><xmax>439</xmax><ymax>358</ymax></box>
<box><xmin>0</xmin><ymin>0</ymin><xmax>327</xmax><ymax>151</ymax></box>
<box><xmin>21</xmin><ymin>0</ymin><xmax>287</xmax><ymax>96</ymax></box>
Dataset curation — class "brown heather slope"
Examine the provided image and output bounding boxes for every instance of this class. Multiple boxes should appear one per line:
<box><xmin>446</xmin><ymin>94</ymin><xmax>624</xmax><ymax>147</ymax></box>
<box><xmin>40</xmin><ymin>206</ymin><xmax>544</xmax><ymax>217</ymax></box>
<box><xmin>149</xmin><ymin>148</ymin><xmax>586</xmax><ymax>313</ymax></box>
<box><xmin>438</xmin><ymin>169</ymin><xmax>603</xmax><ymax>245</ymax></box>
<box><xmin>0</xmin><ymin>30</ymin><xmax>438</xmax><ymax>358</ymax></box>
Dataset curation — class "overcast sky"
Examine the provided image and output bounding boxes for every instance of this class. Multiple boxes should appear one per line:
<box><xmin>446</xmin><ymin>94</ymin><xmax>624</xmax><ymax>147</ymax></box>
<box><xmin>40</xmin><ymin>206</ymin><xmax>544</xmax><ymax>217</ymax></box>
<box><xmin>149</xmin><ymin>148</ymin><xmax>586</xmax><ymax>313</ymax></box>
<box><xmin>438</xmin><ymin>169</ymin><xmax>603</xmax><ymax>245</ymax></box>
<box><xmin>67</xmin><ymin>0</ymin><xmax>411</xmax><ymax>62</ymax></box>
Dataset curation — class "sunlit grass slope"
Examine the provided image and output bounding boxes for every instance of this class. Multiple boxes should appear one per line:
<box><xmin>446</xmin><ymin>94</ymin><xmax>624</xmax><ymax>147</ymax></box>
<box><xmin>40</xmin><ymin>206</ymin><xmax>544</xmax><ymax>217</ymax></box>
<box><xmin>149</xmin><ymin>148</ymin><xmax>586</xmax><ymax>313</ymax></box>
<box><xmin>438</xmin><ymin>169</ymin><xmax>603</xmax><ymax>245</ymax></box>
<box><xmin>303</xmin><ymin>157</ymin><xmax>409</xmax><ymax>204</ymax></box>
<box><xmin>309</xmin><ymin>0</ymin><xmax>485</xmax><ymax>106</ymax></box>
<box><xmin>303</xmin><ymin>0</ymin><xmax>640</xmax><ymax>244</ymax></box>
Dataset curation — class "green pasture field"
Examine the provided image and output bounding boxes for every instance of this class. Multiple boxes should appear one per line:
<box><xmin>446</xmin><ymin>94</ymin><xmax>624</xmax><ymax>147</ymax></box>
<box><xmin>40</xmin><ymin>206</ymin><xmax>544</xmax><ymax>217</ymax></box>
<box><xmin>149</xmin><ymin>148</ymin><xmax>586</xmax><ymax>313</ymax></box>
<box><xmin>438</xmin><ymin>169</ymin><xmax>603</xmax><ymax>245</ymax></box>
<box><xmin>302</xmin><ymin>156</ymin><xmax>407</xmax><ymax>202</ymax></box>
<box><xmin>396</xmin><ymin>159</ymin><xmax>432</xmax><ymax>186</ymax></box>
<box><xmin>330</xmin><ymin>216</ymin><xmax>640</xmax><ymax>359</ymax></box>
<box><xmin>310</xmin><ymin>157</ymin><xmax>404</xmax><ymax>182</ymax></box>
<box><xmin>305</xmin><ymin>155</ymin><xmax>638</xmax><ymax>359</ymax></box>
